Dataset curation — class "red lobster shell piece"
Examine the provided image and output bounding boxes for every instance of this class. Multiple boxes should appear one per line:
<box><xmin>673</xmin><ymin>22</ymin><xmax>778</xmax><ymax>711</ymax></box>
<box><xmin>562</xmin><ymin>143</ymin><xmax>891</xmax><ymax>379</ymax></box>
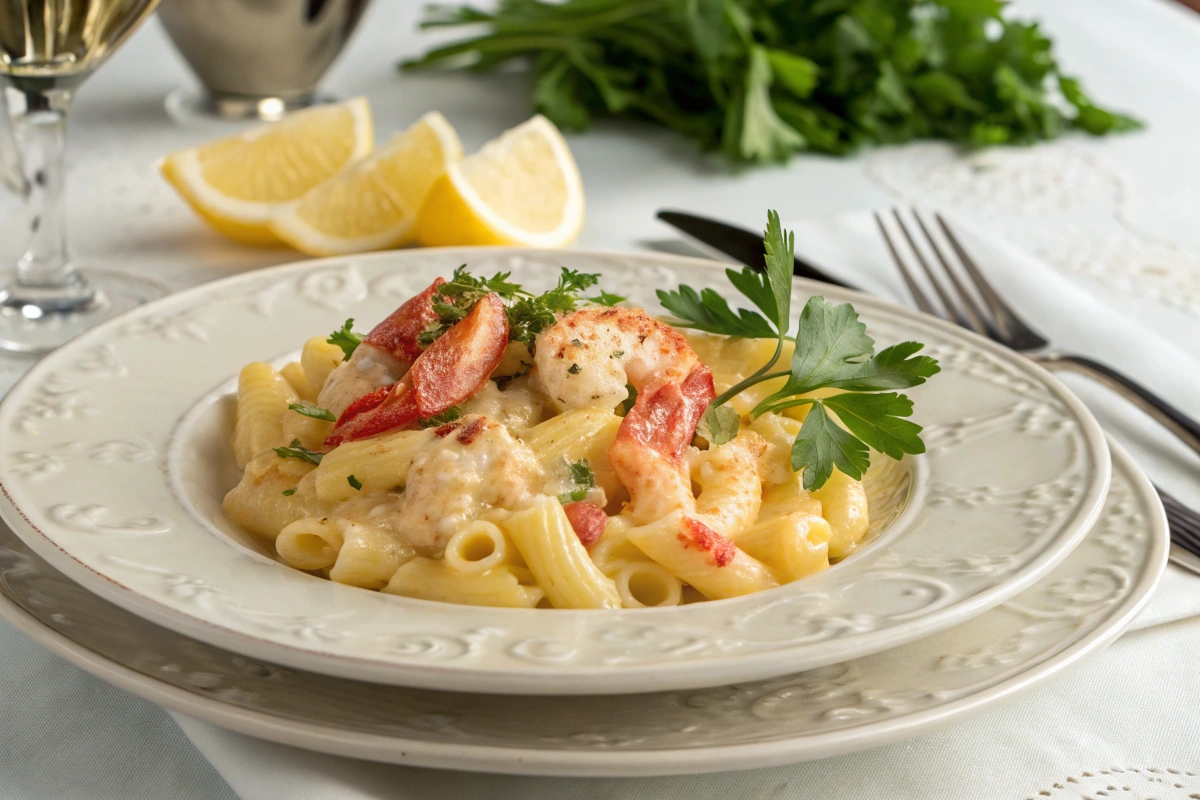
<box><xmin>364</xmin><ymin>277</ymin><xmax>446</xmax><ymax>365</ymax></box>
<box><xmin>562</xmin><ymin>501</ymin><xmax>608</xmax><ymax>548</ymax></box>
<box><xmin>326</xmin><ymin>293</ymin><xmax>510</xmax><ymax>447</ymax></box>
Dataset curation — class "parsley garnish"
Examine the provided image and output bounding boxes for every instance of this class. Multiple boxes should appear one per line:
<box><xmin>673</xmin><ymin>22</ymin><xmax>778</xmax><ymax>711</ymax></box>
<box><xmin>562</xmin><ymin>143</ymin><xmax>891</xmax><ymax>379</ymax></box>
<box><xmin>589</xmin><ymin>290</ymin><xmax>626</xmax><ymax>307</ymax></box>
<box><xmin>407</xmin><ymin>1</ymin><xmax>1140</xmax><ymax>163</ymax></box>
<box><xmin>557</xmin><ymin>458</ymin><xmax>596</xmax><ymax>503</ymax></box>
<box><xmin>506</xmin><ymin>268</ymin><xmax>599</xmax><ymax>350</ymax></box>
<box><xmin>273</xmin><ymin>439</ymin><xmax>324</xmax><ymax>465</ymax></box>
<box><xmin>664</xmin><ymin>210</ymin><xmax>940</xmax><ymax>490</ymax></box>
<box><xmin>610</xmin><ymin>350</ymin><xmax>624</xmax><ymax>359</ymax></box>
<box><xmin>328</xmin><ymin>319</ymin><xmax>363</xmax><ymax>361</ymax></box>
<box><xmin>281</xmin><ymin>487</ymin><xmax>297</xmax><ymax>496</ymax></box>
<box><xmin>567</xmin><ymin>363</ymin><xmax>581</xmax><ymax>375</ymax></box>
<box><xmin>417</xmin><ymin>265</ymin><xmax>603</xmax><ymax>353</ymax></box>
<box><xmin>347</xmin><ymin>475</ymin><xmax>363</xmax><ymax>491</ymax></box>
<box><xmin>418</xmin><ymin>265</ymin><xmax>527</xmax><ymax>346</ymax></box>
<box><xmin>418</xmin><ymin>406</ymin><xmax>463</xmax><ymax>428</ymax></box>
<box><xmin>288</xmin><ymin>403</ymin><xmax>336</xmax><ymax>422</ymax></box>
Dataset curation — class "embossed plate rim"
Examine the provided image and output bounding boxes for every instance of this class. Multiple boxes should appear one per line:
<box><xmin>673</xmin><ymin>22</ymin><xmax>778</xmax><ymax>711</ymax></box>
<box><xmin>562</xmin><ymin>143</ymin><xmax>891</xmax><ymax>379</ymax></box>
<box><xmin>0</xmin><ymin>247</ymin><xmax>1111</xmax><ymax>693</ymax></box>
<box><xmin>0</xmin><ymin>438</ymin><xmax>1162</xmax><ymax>776</ymax></box>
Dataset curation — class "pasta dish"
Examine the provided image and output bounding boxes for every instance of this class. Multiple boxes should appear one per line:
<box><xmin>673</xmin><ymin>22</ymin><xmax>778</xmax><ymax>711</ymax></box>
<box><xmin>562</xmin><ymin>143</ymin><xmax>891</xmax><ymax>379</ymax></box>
<box><xmin>222</xmin><ymin>214</ymin><xmax>939</xmax><ymax>609</ymax></box>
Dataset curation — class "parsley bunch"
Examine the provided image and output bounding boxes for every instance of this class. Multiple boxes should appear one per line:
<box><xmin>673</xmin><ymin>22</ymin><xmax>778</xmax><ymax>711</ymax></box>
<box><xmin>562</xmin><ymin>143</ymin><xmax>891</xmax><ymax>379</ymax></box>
<box><xmin>660</xmin><ymin>210</ymin><xmax>940</xmax><ymax>490</ymax></box>
<box><xmin>405</xmin><ymin>0</ymin><xmax>1139</xmax><ymax>163</ymax></box>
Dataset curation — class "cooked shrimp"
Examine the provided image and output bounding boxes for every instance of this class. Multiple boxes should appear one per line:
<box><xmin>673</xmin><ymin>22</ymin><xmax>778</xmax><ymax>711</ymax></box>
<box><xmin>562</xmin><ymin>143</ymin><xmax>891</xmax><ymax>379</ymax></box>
<box><xmin>535</xmin><ymin>307</ymin><xmax>716</xmax><ymax>525</ymax></box>
<box><xmin>318</xmin><ymin>278</ymin><xmax>444</xmax><ymax>417</ymax></box>
<box><xmin>534</xmin><ymin>306</ymin><xmax>702</xmax><ymax>411</ymax></box>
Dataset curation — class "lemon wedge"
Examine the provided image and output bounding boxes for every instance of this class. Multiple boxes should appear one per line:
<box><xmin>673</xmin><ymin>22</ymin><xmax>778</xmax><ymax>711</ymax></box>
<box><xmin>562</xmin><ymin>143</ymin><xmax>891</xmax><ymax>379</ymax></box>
<box><xmin>160</xmin><ymin>97</ymin><xmax>374</xmax><ymax>245</ymax></box>
<box><xmin>269</xmin><ymin>112</ymin><xmax>462</xmax><ymax>256</ymax></box>
<box><xmin>415</xmin><ymin>115</ymin><xmax>584</xmax><ymax>248</ymax></box>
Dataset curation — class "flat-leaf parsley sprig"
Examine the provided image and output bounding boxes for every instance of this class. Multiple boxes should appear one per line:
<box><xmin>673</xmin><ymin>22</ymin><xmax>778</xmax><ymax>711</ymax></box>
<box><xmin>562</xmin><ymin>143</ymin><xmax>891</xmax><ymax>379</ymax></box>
<box><xmin>658</xmin><ymin>210</ymin><xmax>940</xmax><ymax>490</ymax></box>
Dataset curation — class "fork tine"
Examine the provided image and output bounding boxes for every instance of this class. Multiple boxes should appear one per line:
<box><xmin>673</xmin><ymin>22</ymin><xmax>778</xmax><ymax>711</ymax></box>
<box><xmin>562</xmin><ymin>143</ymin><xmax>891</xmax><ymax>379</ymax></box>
<box><xmin>892</xmin><ymin>209</ymin><xmax>986</xmax><ymax>336</ymax></box>
<box><xmin>934</xmin><ymin>214</ymin><xmax>1048</xmax><ymax>351</ymax></box>
<box><xmin>874</xmin><ymin>212</ymin><xmax>938</xmax><ymax>317</ymax></box>
<box><xmin>911</xmin><ymin>210</ymin><xmax>998</xmax><ymax>338</ymax></box>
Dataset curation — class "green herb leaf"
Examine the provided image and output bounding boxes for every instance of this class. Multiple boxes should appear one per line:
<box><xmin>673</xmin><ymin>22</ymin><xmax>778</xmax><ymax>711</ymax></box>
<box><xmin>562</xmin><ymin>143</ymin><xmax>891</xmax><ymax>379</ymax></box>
<box><xmin>775</xmin><ymin>296</ymin><xmax>875</xmax><ymax>399</ymax></box>
<box><xmin>656</xmin><ymin>285</ymin><xmax>776</xmax><ymax>339</ymax></box>
<box><xmin>288</xmin><ymin>403</ymin><xmax>336</xmax><ymax>422</ymax></box>
<box><xmin>273</xmin><ymin>439</ymin><xmax>324</xmax><ymax>465</ymax></box>
<box><xmin>418</xmin><ymin>406</ymin><xmax>463</xmax><ymax>428</ymax></box>
<box><xmin>697</xmin><ymin>404</ymin><xmax>741</xmax><ymax>446</ymax></box>
<box><xmin>823</xmin><ymin>392</ymin><xmax>926</xmax><ymax>460</ymax></box>
<box><xmin>347</xmin><ymin>474</ymin><xmax>363</xmax><ymax>491</ymax></box>
<box><xmin>791</xmin><ymin>401</ymin><xmax>870</xmax><ymax>490</ymax></box>
<box><xmin>281</xmin><ymin>487</ymin><xmax>297</xmax><ymax>496</ymax></box>
<box><xmin>589</xmin><ymin>290</ymin><xmax>626</xmax><ymax>307</ymax></box>
<box><xmin>822</xmin><ymin>341</ymin><xmax>941</xmax><ymax>392</ymax></box>
<box><xmin>328</xmin><ymin>319</ymin><xmax>364</xmax><ymax>361</ymax></box>
<box><xmin>557</xmin><ymin>458</ymin><xmax>596</xmax><ymax>503</ymax></box>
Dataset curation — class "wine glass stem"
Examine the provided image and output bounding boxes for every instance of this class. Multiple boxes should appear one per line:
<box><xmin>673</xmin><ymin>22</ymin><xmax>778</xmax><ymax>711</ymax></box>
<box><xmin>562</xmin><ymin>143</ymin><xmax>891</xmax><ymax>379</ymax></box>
<box><xmin>2</xmin><ymin>85</ymin><xmax>94</xmax><ymax>312</ymax></box>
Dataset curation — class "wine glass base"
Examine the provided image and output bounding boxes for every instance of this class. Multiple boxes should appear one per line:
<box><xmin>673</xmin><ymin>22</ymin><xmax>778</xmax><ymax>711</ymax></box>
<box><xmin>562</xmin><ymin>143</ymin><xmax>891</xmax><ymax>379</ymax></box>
<box><xmin>0</xmin><ymin>269</ymin><xmax>167</xmax><ymax>354</ymax></box>
<box><xmin>165</xmin><ymin>86</ymin><xmax>338</xmax><ymax>124</ymax></box>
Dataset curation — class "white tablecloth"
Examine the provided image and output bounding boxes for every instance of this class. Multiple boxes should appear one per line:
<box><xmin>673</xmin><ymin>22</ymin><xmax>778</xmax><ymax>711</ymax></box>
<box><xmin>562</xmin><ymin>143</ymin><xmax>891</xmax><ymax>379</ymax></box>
<box><xmin>2</xmin><ymin>0</ymin><xmax>1200</xmax><ymax>797</ymax></box>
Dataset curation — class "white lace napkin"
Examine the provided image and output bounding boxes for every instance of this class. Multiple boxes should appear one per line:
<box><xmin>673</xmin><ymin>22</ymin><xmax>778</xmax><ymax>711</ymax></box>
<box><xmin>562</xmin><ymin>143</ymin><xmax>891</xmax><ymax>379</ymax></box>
<box><xmin>171</xmin><ymin>210</ymin><xmax>1200</xmax><ymax>798</ymax></box>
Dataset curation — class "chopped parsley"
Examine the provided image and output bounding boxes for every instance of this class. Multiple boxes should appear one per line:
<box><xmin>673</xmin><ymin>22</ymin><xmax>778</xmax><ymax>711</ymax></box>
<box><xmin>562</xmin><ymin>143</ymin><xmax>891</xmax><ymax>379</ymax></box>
<box><xmin>328</xmin><ymin>319</ymin><xmax>364</xmax><ymax>361</ymax></box>
<box><xmin>567</xmin><ymin>363</ymin><xmax>581</xmax><ymax>375</ymax></box>
<box><xmin>347</xmin><ymin>475</ymin><xmax>363</xmax><ymax>491</ymax></box>
<box><xmin>288</xmin><ymin>402</ymin><xmax>336</xmax><ymax>422</ymax></box>
<box><xmin>557</xmin><ymin>458</ymin><xmax>596</xmax><ymax>503</ymax></box>
<box><xmin>273</xmin><ymin>439</ymin><xmax>324</xmax><ymax>465</ymax></box>
<box><xmin>281</xmin><ymin>487</ymin><xmax>297</xmax><ymax>496</ymax></box>
<box><xmin>418</xmin><ymin>406</ymin><xmax>463</xmax><ymax>428</ymax></box>
<box><xmin>415</xmin><ymin>265</ymin><xmax>608</xmax><ymax>353</ymax></box>
<box><xmin>589</xmin><ymin>290</ymin><xmax>626</xmax><ymax>307</ymax></box>
<box><xmin>610</xmin><ymin>350</ymin><xmax>624</xmax><ymax>359</ymax></box>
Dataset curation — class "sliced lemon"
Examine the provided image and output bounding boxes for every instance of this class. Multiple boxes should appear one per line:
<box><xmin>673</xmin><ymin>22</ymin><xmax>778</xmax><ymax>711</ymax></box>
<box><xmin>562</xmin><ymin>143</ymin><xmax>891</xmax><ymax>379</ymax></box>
<box><xmin>415</xmin><ymin>115</ymin><xmax>584</xmax><ymax>248</ymax></box>
<box><xmin>160</xmin><ymin>97</ymin><xmax>374</xmax><ymax>245</ymax></box>
<box><xmin>269</xmin><ymin>112</ymin><xmax>462</xmax><ymax>256</ymax></box>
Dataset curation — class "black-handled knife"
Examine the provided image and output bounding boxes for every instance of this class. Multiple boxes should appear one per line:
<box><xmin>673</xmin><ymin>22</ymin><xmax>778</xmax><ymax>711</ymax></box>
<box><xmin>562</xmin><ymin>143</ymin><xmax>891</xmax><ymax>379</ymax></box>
<box><xmin>656</xmin><ymin>209</ymin><xmax>857</xmax><ymax>290</ymax></box>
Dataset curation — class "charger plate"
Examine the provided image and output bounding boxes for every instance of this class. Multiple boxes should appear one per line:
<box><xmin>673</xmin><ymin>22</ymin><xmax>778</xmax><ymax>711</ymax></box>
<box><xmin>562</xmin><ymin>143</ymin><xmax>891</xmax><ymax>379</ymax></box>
<box><xmin>0</xmin><ymin>438</ymin><xmax>1162</xmax><ymax>776</ymax></box>
<box><xmin>0</xmin><ymin>249</ymin><xmax>1110</xmax><ymax>693</ymax></box>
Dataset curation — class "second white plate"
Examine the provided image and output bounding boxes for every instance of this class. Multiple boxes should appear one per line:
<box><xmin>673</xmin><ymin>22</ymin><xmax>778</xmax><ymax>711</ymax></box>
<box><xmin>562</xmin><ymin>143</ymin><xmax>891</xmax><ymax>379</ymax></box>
<box><xmin>0</xmin><ymin>248</ymin><xmax>1110</xmax><ymax>693</ymax></box>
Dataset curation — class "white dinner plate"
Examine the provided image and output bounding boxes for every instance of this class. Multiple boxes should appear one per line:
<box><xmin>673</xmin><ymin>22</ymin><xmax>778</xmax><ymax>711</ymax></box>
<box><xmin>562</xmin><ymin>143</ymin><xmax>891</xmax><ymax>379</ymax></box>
<box><xmin>0</xmin><ymin>439</ymin><xmax>1162</xmax><ymax>776</ymax></box>
<box><xmin>0</xmin><ymin>249</ymin><xmax>1110</xmax><ymax>693</ymax></box>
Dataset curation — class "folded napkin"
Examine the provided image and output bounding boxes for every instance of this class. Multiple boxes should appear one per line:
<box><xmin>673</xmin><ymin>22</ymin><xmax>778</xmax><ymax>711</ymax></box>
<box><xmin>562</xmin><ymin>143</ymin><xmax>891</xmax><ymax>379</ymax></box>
<box><xmin>173</xmin><ymin>210</ymin><xmax>1200</xmax><ymax>798</ymax></box>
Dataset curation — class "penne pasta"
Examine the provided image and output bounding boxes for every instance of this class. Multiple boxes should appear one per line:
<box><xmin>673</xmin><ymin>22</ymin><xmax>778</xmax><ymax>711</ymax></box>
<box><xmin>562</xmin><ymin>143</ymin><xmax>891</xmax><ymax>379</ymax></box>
<box><xmin>383</xmin><ymin>558</ymin><xmax>544</xmax><ymax>608</ymax></box>
<box><xmin>301</xmin><ymin>336</ymin><xmax>347</xmax><ymax>397</ymax></box>
<box><xmin>730</xmin><ymin>512</ymin><xmax>831</xmax><ymax>583</ymax></box>
<box><xmin>500</xmin><ymin>495</ymin><xmax>621</xmax><ymax>609</ymax></box>
<box><xmin>811</xmin><ymin>467</ymin><xmax>869</xmax><ymax>560</ymax></box>
<box><xmin>231</xmin><ymin>362</ymin><xmax>298</xmax><ymax>469</ymax></box>
<box><xmin>313</xmin><ymin>428</ymin><xmax>436</xmax><ymax>502</ymax></box>
<box><xmin>329</xmin><ymin>520</ymin><xmax>416</xmax><ymax>589</ymax></box>
<box><xmin>624</xmin><ymin>511</ymin><xmax>777</xmax><ymax>600</ymax></box>
<box><xmin>614</xmin><ymin>561</ymin><xmax>683</xmax><ymax>608</ymax></box>
<box><xmin>442</xmin><ymin>520</ymin><xmax>522</xmax><ymax>574</ymax></box>
<box><xmin>276</xmin><ymin>517</ymin><xmax>344</xmax><ymax>571</ymax></box>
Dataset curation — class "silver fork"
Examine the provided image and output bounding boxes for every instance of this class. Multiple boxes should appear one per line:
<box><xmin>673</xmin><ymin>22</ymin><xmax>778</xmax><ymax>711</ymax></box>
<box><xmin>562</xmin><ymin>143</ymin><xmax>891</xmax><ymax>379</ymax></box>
<box><xmin>876</xmin><ymin>208</ymin><xmax>1200</xmax><ymax>567</ymax></box>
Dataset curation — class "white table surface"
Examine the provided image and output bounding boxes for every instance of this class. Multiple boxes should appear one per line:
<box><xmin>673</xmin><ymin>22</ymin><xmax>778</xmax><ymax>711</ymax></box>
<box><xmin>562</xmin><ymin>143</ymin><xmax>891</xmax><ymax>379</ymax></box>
<box><xmin>2</xmin><ymin>0</ymin><xmax>1200</xmax><ymax>797</ymax></box>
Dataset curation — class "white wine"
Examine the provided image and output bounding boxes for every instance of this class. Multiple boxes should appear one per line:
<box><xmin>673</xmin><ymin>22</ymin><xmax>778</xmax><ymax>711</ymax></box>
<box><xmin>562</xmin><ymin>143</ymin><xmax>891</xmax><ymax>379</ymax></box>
<box><xmin>0</xmin><ymin>0</ymin><xmax>160</xmax><ymax>89</ymax></box>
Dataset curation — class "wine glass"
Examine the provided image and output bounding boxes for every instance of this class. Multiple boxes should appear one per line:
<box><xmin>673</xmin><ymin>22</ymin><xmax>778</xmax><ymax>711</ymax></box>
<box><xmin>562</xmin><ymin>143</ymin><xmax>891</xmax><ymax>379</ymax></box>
<box><xmin>0</xmin><ymin>0</ymin><xmax>166</xmax><ymax>354</ymax></box>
